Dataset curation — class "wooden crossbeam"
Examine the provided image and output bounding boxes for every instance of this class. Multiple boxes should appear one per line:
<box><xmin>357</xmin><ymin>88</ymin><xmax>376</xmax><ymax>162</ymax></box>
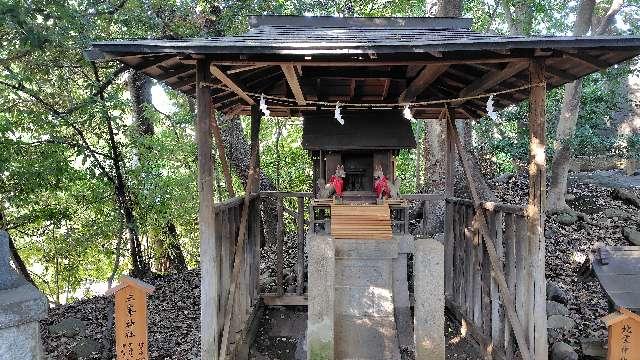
<box><xmin>281</xmin><ymin>64</ymin><xmax>306</xmax><ymax>105</ymax></box>
<box><xmin>455</xmin><ymin>61</ymin><xmax>529</xmax><ymax>105</ymax></box>
<box><xmin>446</xmin><ymin>110</ymin><xmax>533</xmax><ymax>360</ymax></box>
<box><xmin>227</xmin><ymin>64</ymin><xmax>268</xmax><ymax>74</ymax></box>
<box><xmin>544</xmin><ymin>65</ymin><xmax>574</xmax><ymax>80</ymax></box>
<box><xmin>399</xmin><ymin>64</ymin><xmax>450</xmax><ymax>102</ymax></box>
<box><xmin>210</xmin><ymin>64</ymin><xmax>256</xmax><ymax>105</ymax></box>
<box><xmin>562</xmin><ymin>51</ymin><xmax>609</xmax><ymax>70</ymax></box>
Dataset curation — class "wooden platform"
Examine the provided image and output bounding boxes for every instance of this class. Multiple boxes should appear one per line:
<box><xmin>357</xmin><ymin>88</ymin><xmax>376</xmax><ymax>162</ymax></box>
<box><xmin>330</xmin><ymin>204</ymin><xmax>392</xmax><ymax>240</ymax></box>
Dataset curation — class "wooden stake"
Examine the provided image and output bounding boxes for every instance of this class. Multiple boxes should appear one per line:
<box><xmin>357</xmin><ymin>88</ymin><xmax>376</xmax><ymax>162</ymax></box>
<box><xmin>210</xmin><ymin>112</ymin><xmax>235</xmax><ymax>198</ymax></box>
<box><xmin>196</xmin><ymin>58</ymin><xmax>219</xmax><ymax>360</ymax></box>
<box><xmin>219</xmin><ymin>105</ymin><xmax>261</xmax><ymax>360</ymax></box>
<box><xmin>527</xmin><ymin>60</ymin><xmax>548</xmax><ymax>360</ymax></box>
<box><xmin>446</xmin><ymin>111</ymin><xmax>533</xmax><ymax>360</ymax></box>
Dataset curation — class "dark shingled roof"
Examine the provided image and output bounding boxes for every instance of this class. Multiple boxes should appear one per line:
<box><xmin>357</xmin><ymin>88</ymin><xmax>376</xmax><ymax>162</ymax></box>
<box><xmin>85</xmin><ymin>15</ymin><xmax>640</xmax><ymax>119</ymax></box>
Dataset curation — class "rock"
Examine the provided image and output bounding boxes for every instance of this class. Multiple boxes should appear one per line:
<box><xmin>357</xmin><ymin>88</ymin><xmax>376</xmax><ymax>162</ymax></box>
<box><xmin>547</xmin><ymin>315</ymin><xmax>576</xmax><ymax>330</ymax></box>
<box><xmin>581</xmin><ymin>338</ymin><xmax>606</xmax><ymax>359</ymax></box>
<box><xmin>547</xmin><ymin>282</ymin><xmax>570</xmax><ymax>304</ymax></box>
<box><xmin>72</xmin><ymin>337</ymin><xmax>100</xmax><ymax>358</ymax></box>
<box><xmin>622</xmin><ymin>226</ymin><xmax>640</xmax><ymax>246</ymax></box>
<box><xmin>556</xmin><ymin>211</ymin><xmax>578</xmax><ymax>225</ymax></box>
<box><xmin>550</xmin><ymin>341</ymin><xmax>578</xmax><ymax>360</ymax></box>
<box><xmin>286</xmin><ymin>285</ymin><xmax>296</xmax><ymax>293</ymax></box>
<box><xmin>547</xmin><ymin>301</ymin><xmax>569</xmax><ymax>316</ymax></box>
<box><xmin>494</xmin><ymin>173</ymin><xmax>513</xmax><ymax>184</ymax></box>
<box><xmin>545</xmin><ymin>227</ymin><xmax>557</xmax><ymax>239</ymax></box>
<box><xmin>602</xmin><ymin>208</ymin><xmax>631</xmax><ymax>220</ymax></box>
<box><xmin>611</xmin><ymin>188</ymin><xmax>640</xmax><ymax>208</ymax></box>
<box><xmin>48</xmin><ymin>317</ymin><xmax>86</xmax><ymax>338</ymax></box>
<box><xmin>565</xmin><ymin>193</ymin><xmax>576</xmax><ymax>201</ymax></box>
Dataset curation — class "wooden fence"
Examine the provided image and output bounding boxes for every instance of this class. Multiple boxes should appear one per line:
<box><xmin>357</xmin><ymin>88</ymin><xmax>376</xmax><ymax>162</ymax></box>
<box><xmin>213</xmin><ymin>194</ymin><xmax>261</xmax><ymax>358</ymax></box>
<box><xmin>445</xmin><ymin>197</ymin><xmax>532</xmax><ymax>360</ymax></box>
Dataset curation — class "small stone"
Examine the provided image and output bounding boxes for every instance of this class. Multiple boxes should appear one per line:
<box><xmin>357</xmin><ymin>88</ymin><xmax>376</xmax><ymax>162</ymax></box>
<box><xmin>556</xmin><ymin>211</ymin><xmax>578</xmax><ymax>225</ymax></box>
<box><xmin>565</xmin><ymin>193</ymin><xmax>576</xmax><ymax>201</ymax></box>
<box><xmin>551</xmin><ymin>341</ymin><xmax>578</xmax><ymax>360</ymax></box>
<box><xmin>622</xmin><ymin>226</ymin><xmax>640</xmax><ymax>246</ymax></box>
<box><xmin>48</xmin><ymin>317</ymin><xmax>86</xmax><ymax>338</ymax></box>
<box><xmin>72</xmin><ymin>337</ymin><xmax>100</xmax><ymax>358</ymax></box>
<box><xmin>547</xmin><ymin>281</ymin><xmax>570</xmax><ymax>304</ymax></box>
<box><xmin>547</xmin><ymin>301</ymin><xmax>569</xmax><ymax>316</ymax></box>
<box><xmin>494</xmin><ymin>173</ymin><xmax>513</xmax><ymax>184</ymax></box>
<box><xmin>581</xmin><ymin>338</ymin><xmax>606</xmax><ymax>359</ymax></box>
<box><xmin>547</xmin><ymin>315</ymin><xmax>576</xmax><ymax>330</ymax></box>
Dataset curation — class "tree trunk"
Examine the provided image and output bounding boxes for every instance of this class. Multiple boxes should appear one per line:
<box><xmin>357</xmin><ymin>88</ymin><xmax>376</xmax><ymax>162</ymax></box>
<box><xmin>547</xmin><ymin>0</ymin><xmax>623</xmax><ymax>211</ymax></box>
<box><xmin>127</xmin><ymin>70</ymin><xmax>188</xmax><ymax>273</ymax></box>
<box><xmin>0</xmin><ymin>209</ymin><xmax>35</xmax><ymax>286</ymax></box>
<box><xmin>217</xmin><ymin>114</ymin><xmax>278</xmax><ymax>242</ymax></box>
<box><xmin>435</xmin><ymin>0</ymin><xmax>463</xmax><ymax>16</ymax></box>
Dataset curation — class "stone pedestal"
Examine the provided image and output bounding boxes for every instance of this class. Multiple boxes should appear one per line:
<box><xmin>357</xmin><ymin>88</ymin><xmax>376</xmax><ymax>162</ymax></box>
<box><xmin>0</xmin><ymin>231</ymin><xmax>48</xmax><ymax>360</ymax></box>
<box><xmin>414</xmin><ymin>237</ymin><xmax>445</xmax><ymax>360</ymax></box>
<box><xmin>307</xmin><ymin>233</ymin><xmax>335</xmax><ymax>360</ymax></box>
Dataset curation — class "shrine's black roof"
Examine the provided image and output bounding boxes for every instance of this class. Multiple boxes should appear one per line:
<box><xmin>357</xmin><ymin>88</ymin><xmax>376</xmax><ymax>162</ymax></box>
<box><xmin>85</xmin><ymin>15</ymin><xmax>640</xmax><ymax>119</ymax></box>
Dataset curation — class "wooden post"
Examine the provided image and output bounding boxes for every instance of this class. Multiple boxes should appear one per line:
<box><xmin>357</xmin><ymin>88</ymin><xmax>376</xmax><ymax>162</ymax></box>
<box><xmin>250</xmin><ymin>105</ymin><xmax>262</xmax><ymax>192</ymax></box>
<box><xmin>107</xmin><ymin>276</ymin><xmax>155</xmax><ymax>360</ymax></box>
<box><xmin>196</xmin><ymin>58</ymin><xmax>218</xmax><ymax>360</ymax></box>
<box><xmin>527</xmin><ymin>59</ymin><xmax>548</xmax><ymax>360</ymax></box>
<box><xmin>211</xmin><ymin>112</ymin><xmax>235</xmax><ymax>198</ymax></box>
<box><xmin>444</xmin><ymin>107</ymin><xmax>455</xmax><ymax>197</ymax></box>
<box><xmin>296</xmin><ymin>196</ymin><xmax>305</xmax><ymax>295</ymax></box>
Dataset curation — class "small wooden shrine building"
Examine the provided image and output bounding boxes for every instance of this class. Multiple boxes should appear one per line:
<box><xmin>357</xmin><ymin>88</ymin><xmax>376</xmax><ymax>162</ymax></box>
<box><xmin>86</xmin><ymin>15</ymin><xmax>640</xmax><ymax>360</ymax></box>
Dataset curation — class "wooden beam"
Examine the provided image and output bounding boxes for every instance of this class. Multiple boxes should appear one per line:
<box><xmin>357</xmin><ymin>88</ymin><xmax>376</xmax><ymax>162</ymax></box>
<box><xmin>210</xmin><ymin>112</ymin><xmax>235</xmax><ymax>198</ymax></box>
<box><xmin>399</xmin><ymin>64</ymin><xmax>450</xmax><ymax>103</ymax></box>
<box><xmin>227</xmin><ymin>64</ymin><xmax>268</xmax><ymax>74</ymax></box>
<box><xmin>527</xmin><ymin>60</ymin><xmax>548</xmax><ymax>360</ymax></box>
<box><xmin>262</xmin><ymin>294</ymin><xmax>308</xmax><ymax>306</ymax></box>
<box><xmin>210</xmin><ymin>64</ymin><xmax>256</xmax><ymax>105</ymax></box>
<box><xmin>196</xmin><ymin>59</ymin><xmax>219</xmax><ymax>360</ymax></box>
<box><xmin>446</xmin><ymin>112</ymin><xmax>534</xmax><ymax>360</ymax></box>
<box><xmin>281</xmin><ymin>64</ymin><xmax>307</xmax><ymax>105</ymax></box>
<box><xmin>562</xmin><ymin>51</ymin><xmax>609</xmax><ymax>70</ymax></box>
<box><xmin>544</xmin><ymin>65</ymin><xmax>575</xmax><ymax>80</ymax></box>
<box><xmin>455</xmin><ymin>61</ymin><xmax>529</xmax><ymax>105</ymax></box>
<box><xmin>210</xmin><ymin>57</ymin><xmax>532</xmax><ymax>67</ymax></box>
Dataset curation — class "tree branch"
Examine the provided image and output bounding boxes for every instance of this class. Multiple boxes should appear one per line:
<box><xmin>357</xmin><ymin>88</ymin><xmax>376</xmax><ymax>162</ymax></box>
<box><xmin>594</xmin><ymin>0</ymin><xmax>624</xmax><ymax>35</ymax></box>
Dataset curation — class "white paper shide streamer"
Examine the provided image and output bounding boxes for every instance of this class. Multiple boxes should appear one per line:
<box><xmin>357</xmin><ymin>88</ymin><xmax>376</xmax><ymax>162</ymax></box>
<box><xmin>486</xmin><ymin>94</ymin><xmax>498</xmax><ymax>121</ymax></box>
<box><xmin>334</xmin><ymin>102</ymin><xmax>344</xmax><ymax>125</ymax></box>
<box><xmin>259</xmin><ymin>94</ymin><xmax>270</xmax><ymax>117</ymax></box>
<box><xmin>403</xmin><ymin>104</ymin><xmax>415</xmax><ymax>122</ymax></box>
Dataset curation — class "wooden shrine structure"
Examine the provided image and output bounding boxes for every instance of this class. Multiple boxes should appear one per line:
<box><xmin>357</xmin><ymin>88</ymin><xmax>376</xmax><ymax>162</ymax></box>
<box><xmin>86</xmin><ymin>15</ymin><xmax>640</xmax><ymax>360</ymax></box>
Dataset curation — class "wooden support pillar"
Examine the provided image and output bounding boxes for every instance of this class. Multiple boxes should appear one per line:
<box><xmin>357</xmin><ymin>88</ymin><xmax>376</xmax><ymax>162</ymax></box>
<box><xmin>250</xmin><ymin>105</ymin><xmax>262</xmax><ymax>193</ymax></box>
<box><xmin>527</xmin><ymin>59</ymin><xmax>548</xmax><ymax>360</ymax></box>
<box><xmin>444</xmin><ymin>107</ymin><xmax>456</xmax><ymax>197</ymax></box>
<box><xmin>196</xmin><ymin>58</ymin><xmax>218</xmax><ymax>360</ymax></box>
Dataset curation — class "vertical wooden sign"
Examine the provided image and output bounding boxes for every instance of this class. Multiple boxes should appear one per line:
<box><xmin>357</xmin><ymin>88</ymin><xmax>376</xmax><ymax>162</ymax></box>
<box><xmin>107</xmin><ymin>276</ymin><xmax>155</xmax><ymax>360</ymax></box>
<box><xmin>602</xmin><ymin>307</ymin><xmax>640</xmax><ymax>360</ymax></box>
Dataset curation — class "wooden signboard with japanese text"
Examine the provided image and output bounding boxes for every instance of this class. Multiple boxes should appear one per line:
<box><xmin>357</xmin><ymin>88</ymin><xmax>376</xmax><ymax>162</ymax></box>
<box><xmin>107</xmin><ymin>276</ymin><xmax>155</xmax><ymax>360</ymax></box>
<box><xmin>602</xmin><ymin>307</ymin><xmax>640</xmax><ymax>360</ymax></box>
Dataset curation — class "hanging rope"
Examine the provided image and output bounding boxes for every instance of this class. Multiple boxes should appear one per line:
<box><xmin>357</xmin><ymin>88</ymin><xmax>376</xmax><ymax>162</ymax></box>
<box><xmin>202</xmin><ymin>81</ymin><xmax>546</xmax><ymax>109</ymax></box>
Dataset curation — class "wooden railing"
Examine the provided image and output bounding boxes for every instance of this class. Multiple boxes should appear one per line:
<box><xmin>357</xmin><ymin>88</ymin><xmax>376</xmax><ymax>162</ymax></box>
<box><xmin>213</xmin><ymin>194</ymin><xmax>261</xmax><ymax>358</ymax></box>
<box><xmin>259</xmin><ymin>191</ymin><xmax>313</xmax><ymax>303</ymax></box>
<box><xmin>444</xmin><ymin>197</ymin><xmax>531</xmax><ymax>360</ymax></box>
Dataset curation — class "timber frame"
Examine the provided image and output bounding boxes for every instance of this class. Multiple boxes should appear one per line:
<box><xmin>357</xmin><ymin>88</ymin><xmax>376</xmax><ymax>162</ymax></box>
<box><xmin>86</xmin><ymin>15</ymin><xmax>640</xmax><ymax>360</ymax></box>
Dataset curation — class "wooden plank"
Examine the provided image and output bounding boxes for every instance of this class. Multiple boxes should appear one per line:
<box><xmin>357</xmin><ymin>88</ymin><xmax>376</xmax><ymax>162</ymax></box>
<box><xmin>491</xmin><ymin>211</ymin><xmax>505</xmax><ymax>351</ymax></box>
<box><xmin>444</xmin><ymin>201</ymin><xmax>454</xmax><ymax>297</ymax></box>
<box><xmin>504</xmin><ymin>214</ymin><xmax>517</xmax><ymax>360</ymax></box>
<box><xmin>455</xmin><ymin>61</ymin><xmax>529</xmax><ymax>105</ymax></box>
<box><xmin>276</xmin><ymin>195</ymin><xmax>284</xmax><ymax>296</ymax></box>
<box><xmin>197</xmin><ymin>58</ymin><xmax>219</xmax><ymax>360</ymax></box>
<box><xmin>482</xmin><ymin>211</ymin><xmax>493</xmax><ymax>338</ymax></box>
<box><xmin>465</xmin><ymin>205</ymin><xmax>474</xmax><ymax>318</ymax></box>
<box><xmin>562</xmin><ymin>51</ymin><xmax>609</xmax><ymax>70</ymax></box>
<box><xmin>473</xmin><ymin>211</ymin><xmax>483</xmax><ymax>329</ymax></box>
<box><xmin>281</xmin><ymin>64</ymin><xmax>307</xmax><ymax>105</ymax></box>
<box><xmin>262</xmin><ymin>294</ymin><xmax>308</xmax><ymax>306</ymax></box>
<box><xmin>527</xmin><ymin>60</ymin><xmax>548</xmax><ymax>360</ymax></box>
<box><xmin>399</xmin><ymin>64</ymin><xmax>450</xmax><ymax>102</ymax></box>
<box><xmin>296</xmin><ymin>197</ymin><xmax>305</xmax><ymax>295</ymax></box>
<box><xmin>447</xmin><ymin>113</ymin><xmax>533</xmax><ymax>360</ymax></box>
<box><xmin>210</xmin><ymin>64</ymin><xmax>256</xmax><ymax>105</ymax></box>
<box><xmin>515</xmin><ymin>214</ymin><xmax>528</xmax><ymax>345</ymax></box>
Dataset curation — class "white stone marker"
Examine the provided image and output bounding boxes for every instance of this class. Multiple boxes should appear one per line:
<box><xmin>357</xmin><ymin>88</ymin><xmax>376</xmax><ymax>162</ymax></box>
<box><xmin>414</xmin><ymin>237</ymin><xmax>445</xmax><ymax>360</ymax></box>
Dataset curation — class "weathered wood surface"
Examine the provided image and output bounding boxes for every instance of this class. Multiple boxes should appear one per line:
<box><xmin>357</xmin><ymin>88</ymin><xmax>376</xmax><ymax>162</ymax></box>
<box><xmin>592</xmin><ymin>246</ymin><xmax>640</xmax><ymax>312</ymax></box>
<box><xmin>330</xmin><ymin>204</ymin><xmax>392</xmax><ymax>240</ymax></box>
